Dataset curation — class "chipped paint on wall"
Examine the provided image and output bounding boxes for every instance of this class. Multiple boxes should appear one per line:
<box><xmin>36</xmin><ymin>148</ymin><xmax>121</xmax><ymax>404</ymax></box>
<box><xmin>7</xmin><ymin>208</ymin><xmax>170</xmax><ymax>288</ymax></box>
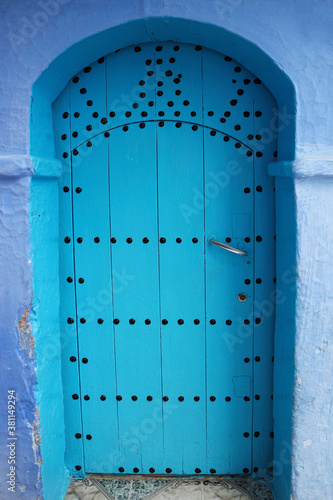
<box><xmin>18</xmin><ymin>305</ymin><xmax>35</xmax><ymax>358</ymax></box>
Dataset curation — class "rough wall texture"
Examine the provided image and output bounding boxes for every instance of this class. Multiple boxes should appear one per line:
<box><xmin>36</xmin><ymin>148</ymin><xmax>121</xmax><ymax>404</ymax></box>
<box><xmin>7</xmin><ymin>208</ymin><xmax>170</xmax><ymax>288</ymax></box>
<box><xmin>0</xmin><ymin>1</ymin><xmax>332</xmax><ymax>499</ymax></box>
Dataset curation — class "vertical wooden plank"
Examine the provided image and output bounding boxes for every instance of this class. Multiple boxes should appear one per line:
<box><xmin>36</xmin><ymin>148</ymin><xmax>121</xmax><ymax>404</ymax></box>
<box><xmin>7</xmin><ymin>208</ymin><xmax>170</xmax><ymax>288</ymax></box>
<box><xmin>52</xmin><ymin>84</ymin><xmax>85</xmax><ymax>475</ymax></box>
<box><xmin>252</xmin><ymin>81</ymin><xmax>277</xmax><ymax>476</ymax></box>
<box><xmin>71</xmin><ymin>136</ymin><xmax>117</xmax><ymax>473</ymax></box>
<box><xmin>108</xmin><ymin>123</ymin><xmax>162</xmax><ymax>474</ymax></box>
<box><xmin>157</xmin><ymin>121</ymin><xmax>206</xmax><ymax>474</ymax></box>
<box><xmin>204</xmin><ymin>127</ymin><xmax>254</xmax><ymax>474</ymax></box>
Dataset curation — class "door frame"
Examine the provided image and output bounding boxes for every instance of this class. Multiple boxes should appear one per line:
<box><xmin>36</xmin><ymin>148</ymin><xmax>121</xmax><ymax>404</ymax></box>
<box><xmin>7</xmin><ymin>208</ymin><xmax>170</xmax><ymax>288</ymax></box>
<box><xmin>29</xmin><ymin>16</ymin><xmax>296</xmax><ymax>500</ymax></box>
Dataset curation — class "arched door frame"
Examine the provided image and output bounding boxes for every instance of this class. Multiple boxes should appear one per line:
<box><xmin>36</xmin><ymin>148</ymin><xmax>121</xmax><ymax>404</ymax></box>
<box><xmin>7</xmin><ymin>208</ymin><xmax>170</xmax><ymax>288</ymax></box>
<box><xmin>30</xmin><ymin>17</ymin><xmax>296</xmax><ymax>500</ymax></box>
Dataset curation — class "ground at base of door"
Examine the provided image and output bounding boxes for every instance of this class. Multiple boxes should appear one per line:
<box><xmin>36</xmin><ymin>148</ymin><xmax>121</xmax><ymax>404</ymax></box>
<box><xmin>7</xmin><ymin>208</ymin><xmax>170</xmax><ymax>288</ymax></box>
<box><xmin>64</xmin><ymin>476</ymin><xmax>274</xmax><ymax>500</ymax></box>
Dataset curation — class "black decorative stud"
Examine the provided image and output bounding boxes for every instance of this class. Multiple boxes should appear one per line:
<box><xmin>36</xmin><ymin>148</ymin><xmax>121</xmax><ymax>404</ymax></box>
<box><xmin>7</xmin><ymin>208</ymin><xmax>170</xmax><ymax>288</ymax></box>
<box><xmin>194</xmin><ymin>396</ymin><xmax>200</xmax><ymax>402</ymax></box>
<box><xmin>147</xmin><ymin>395</ymin><xmax>153</xmax><ymax>401</ymax></box>
<box><xmin>97</xmin><ymin>318</ymin><xmax>104</xmax><ymax>324</ymax></box>
<box><xmin>69</xmin><ymin>356</ymin><xmax>76</xmax><ymax>362</ymax></box>
<box><xmin>195</xmin><ymin>468</ymin><xmax>201</xmax><ymax>474</ymax></box>
<box><xmin>113</xmin><ymin>318</ymin><xmax>119</xmax><ymax>325</ymax></box>
<box><xmin>100</xmin><ymin>395</ymin><xmax>106</xmax><ymax>401</ymax></box>
<box><xmin>78</xmin><ymin>278</ymin><xmax>84</xmax><ymax>284</ymax></box>
<box><xmin>84</xmin><ymin>395</ymin><xmax>90</xmax><ymax>401</ymax></box>
<box><xmin>86</xmin><ymin>434</ymin><xmax>92</xmax><ymax>440</ymax></box>
<box><xmin>72</xmin><ymin>394</ymin><xmax>79</xmax><ymax>400</ymax></box>
<box><xmin>75</xmin><ymin>466</ymin><xmax>82</xmax><ymax>471</ymax></box>
<box><xmin>166</xmin><ymin>468</ymin><xmax>172</xmax><ymax>473</ymax></box>
<box><xmin>64</xmin><ymin>236</ymin><xmax>71</xmax><ymax>243</ymax></box>
<box><xmin>149</xmin><ymin>467</ymin><xmax>155</xmax><ymax>473</ymax></box>
<box><xmin>162</xmin><ymin>396</ymin><xmax>169</xmax><ymax>402</ymax></box>
<box><xmin>119</xmin><ymin>467</ymin><xmax>125</xmax><ymax>472</ymax></box>
<box><xmin>116</xmin><ymin>395</ymin><xmax>122</xmax><ymax>401</ymax></box>
<box><xmin>129</xmin><ymin>318</ymin><xmax>135</xmax><ymax>325</ymax></box>
<box><xmin>178</xmin><ymin>396</ymin><xmax>184</xmax><ymax>402</ymax></box>
<box><xmin>82</xmin><ymin>358</ymin><xmax>88</xmax><ymax>364</ymax></box>
<box><xmin>67</xmin><ymin>318</ymin><xmax>74</xmax><ymax>324</ymax></box>
<box><xmin>67</xmin><ymin>277</ymin><xmax>73</xmax><ymax>283</ymax></box>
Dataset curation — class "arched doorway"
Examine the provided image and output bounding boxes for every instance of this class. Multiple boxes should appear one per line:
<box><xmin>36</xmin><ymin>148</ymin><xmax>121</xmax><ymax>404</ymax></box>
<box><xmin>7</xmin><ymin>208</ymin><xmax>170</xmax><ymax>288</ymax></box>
<box><xmin>52</xmin><ymin>41</ymin><xmax>277</xmax><ymax>476</ymax></box>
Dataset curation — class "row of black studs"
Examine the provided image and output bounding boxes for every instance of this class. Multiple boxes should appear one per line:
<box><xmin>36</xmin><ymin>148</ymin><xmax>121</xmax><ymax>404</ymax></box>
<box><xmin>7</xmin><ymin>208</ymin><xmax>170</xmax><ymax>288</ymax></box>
<box><xmin>63</xmin><ymin>109</ymin><xmax>262</xmax><ymax>121</ymax></box>
<box><xmin>72</xmin><ymin>391</ymin><xmax>274</xmax><ymax>402</ymax></box>
<box><xmin>74</xmin><ymin>430</ymin><xmax>273</xmax><ymax>440</ymax></box>
<box><xmin>64</xmin><ymin>236</ymin><xmax>266</xmax><ymax>244</ymax></box>
<box><xmin>69</xmin><ymin>276</ymin><xmax>263</xmax><ymax>285</ymax></box>
<box><xmin>72</xmin><ymin>393</ymin><xmax>253</xmax><ymax>402</ymax></box>
<box><xmin>67</xmin><ymin>318</ymin><xmax>262</xmax><ymax>325</ymax></box>
<box><xmin>73</xmin><ymin>464</ymin><xmax>265</xmax><ymax>474</ymax></box>
<box><xmin>66</xmin><ymin>185</ymin><xmax>263</xmax><ymax>194</ymax></box>
<box><xmin>70</xmin><ymin>355</ymin><xmax>265</xmax><ymax>364</ymax></box>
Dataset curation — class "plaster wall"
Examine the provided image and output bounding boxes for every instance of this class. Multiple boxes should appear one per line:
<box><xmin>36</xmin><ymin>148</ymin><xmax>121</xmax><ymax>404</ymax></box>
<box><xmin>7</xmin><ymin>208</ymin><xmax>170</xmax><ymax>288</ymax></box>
<box><xmin>0</xmin><ymin>1</ymin><xmax>332</xmax><ymax>500</ymax></box>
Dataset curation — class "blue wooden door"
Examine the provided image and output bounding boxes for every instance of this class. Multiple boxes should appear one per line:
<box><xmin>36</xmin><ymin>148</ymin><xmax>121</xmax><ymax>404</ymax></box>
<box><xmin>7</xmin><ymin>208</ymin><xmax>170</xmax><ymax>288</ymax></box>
<box><xmin>53</xmin><ymin>42</ymin><xmax>276</xmax><ymax>477</ymax></box>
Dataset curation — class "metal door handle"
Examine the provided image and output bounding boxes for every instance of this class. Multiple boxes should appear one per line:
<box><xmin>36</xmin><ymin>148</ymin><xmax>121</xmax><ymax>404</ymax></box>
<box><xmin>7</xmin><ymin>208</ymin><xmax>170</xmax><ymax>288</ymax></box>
<box><xmin>210</xmin><ymin>239</ymin><xmax>248</xmax><ymax>256</ymax></box>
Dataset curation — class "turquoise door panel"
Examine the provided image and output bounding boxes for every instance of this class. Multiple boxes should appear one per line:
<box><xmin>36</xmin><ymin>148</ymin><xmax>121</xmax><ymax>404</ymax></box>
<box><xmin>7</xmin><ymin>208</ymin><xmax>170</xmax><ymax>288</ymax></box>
<box><xmin>52</xmin><ymin>41</ymin><xmax>277</xmax><ymax>477</ymax></box>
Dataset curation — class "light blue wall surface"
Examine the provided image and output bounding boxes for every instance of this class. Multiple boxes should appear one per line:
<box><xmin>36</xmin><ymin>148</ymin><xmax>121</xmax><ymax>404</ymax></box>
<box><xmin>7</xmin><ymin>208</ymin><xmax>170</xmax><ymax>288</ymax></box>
<box><xmin>0</xmin><ymin>1</ymin><xmax>332</xmax><ymax>499</ymax></box>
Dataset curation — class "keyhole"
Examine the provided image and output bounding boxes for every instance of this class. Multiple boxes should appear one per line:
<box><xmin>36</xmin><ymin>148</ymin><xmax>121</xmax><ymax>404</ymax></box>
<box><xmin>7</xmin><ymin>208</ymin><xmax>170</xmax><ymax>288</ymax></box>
<box><xmin>238</xmin><ymin>293</ymin><xmax>248</xmax><ymax>302</ymax></box>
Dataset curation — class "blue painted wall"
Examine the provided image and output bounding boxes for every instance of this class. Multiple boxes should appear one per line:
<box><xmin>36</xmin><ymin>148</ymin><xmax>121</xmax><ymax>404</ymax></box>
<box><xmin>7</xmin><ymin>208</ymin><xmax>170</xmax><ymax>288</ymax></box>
<box><xmin>0</xmin><ymin>1</ymin><xmax>332</xmax><ymax>499</ymax></box>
